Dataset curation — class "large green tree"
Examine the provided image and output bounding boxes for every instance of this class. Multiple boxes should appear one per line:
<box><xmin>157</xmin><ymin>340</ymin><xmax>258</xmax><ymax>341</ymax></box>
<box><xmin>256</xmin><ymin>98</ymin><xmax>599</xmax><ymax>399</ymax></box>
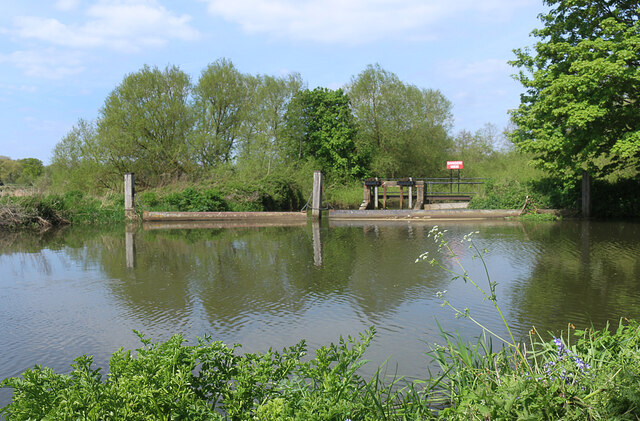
<box><xmin>51</xmin><ymin>119</ymin><xmax>106</xmax><ymax>191</ymax></box>
<box><xmin>236</xmin><ymin>73</ymin><xmax>304</xmax><ymax>176</ymax></box>
<box><xmin>191</xmin><ymin>59</ymin><xmax>252</xmax><ymax>167</ymax></box>
<box><xmin>347</xmin><ymin>64</ymin><xmax>453</xmax><ymax>178</ymax></box>
<box><xmin>97</xmin><ymin>65</ymin><xmax>192</xmax><ymax>185</ymax></box>
<box><xmin>510</xmin><ymin>0</ymin><xmax>640</xmax><ymax>181</ymax></box>
<box><xmin>0</xmin><ymin>157</ymin><xmax>43</xmax><ymax>186</ymax></box>
<box><xmin>285</xmin><ymin>87</ymin><xmax>365</xmax><ymax>179</ymax></box>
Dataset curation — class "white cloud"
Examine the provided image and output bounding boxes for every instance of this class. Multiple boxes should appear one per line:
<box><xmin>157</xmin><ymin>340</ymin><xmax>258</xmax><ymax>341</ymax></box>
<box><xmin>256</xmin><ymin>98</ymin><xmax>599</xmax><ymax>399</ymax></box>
<box><xmin>0</xmin><ymin>48</ymin><xmax>86</xmax><ymax>79</ymax></box>
<box><xmin>201</xmin><ymin>0</ymin><xmax>537</xmax><ymax>44</ymax></box>
<box><xmin>0</xmin><ymin>83</ymin><xmax>38</xmax><ymax>93</ymax></box>
<box><xmin>55</xmin><ymin>0</ymin><xmax>82</xmax><ymax>11</ymax></box>
<box><xmin>12</xmin><ymin>0</ymin><xmax>200</xmax><ymax>53</ymax></box>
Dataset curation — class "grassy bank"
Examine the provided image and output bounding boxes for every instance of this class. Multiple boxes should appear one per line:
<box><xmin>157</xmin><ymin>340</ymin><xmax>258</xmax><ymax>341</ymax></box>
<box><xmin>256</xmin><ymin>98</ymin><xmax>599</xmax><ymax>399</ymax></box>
<box><xmin>0</xmin><ymin>191</ymin><xmax>124</xmax><ymax>229</ymax></box>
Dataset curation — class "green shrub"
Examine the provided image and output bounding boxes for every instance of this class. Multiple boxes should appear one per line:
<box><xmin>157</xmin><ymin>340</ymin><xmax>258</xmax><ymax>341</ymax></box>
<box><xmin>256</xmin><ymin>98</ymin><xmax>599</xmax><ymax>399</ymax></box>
<box><xmin>165</xmin><ymin>187</ymin><xmax>229</xmax><ymax>212</ymax></box>
<box><xmin>1</xmin><ymin>328</ymin><xmax>416</xmax><ymax>420</ymax></box>
<box><xmin>138</xmin><ymin>191</ymin><xmax>160</xmax><ymax>208</ymax></box>
<box><xmin>469</xmin><ymin>178</ymin><xmax>555</xmax><ymax>210</ymax></box>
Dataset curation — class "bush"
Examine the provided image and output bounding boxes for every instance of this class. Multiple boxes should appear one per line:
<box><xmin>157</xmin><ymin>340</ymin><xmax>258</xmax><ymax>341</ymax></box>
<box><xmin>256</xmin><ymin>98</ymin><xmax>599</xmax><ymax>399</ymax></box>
<box><xmin>1</xmin><ymin>328</ymin><xmax>417</xmax><ymax>420</ymax></box>
<box><xmin>469</xmin><ymin>178</ymin><xmax>555</xmax><ymax>210</ymax></box>
<box><xmin>165</xmin><ymin>188</ymin><xmax>229</xmax><ymax>212</ymax></box>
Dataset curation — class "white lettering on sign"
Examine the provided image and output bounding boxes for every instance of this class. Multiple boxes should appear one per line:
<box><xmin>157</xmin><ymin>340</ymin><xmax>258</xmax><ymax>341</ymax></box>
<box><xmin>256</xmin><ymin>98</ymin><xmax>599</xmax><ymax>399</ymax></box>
<box><xmin>447</xmin><ymin>161</ymin><xmax>463</xmax><ymax>170</ymax></box>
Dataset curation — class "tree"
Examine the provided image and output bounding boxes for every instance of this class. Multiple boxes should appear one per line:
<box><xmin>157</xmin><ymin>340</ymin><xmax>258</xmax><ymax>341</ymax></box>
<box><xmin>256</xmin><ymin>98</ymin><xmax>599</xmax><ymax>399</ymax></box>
<box><xmin>348</xmin><ymin>64</ymin><xmax>453</xmax><ymax>177</ymax></box>
<box><xmin>453</xmin><ymin>123</ymin><xmax>507</xmax><ymax>160</ymax></box>
<box><xmin>97</xmin><ymin>65</ymin><xmax>192</xmax><ymax>186</ymax></box>
<box><xmin>191</xmin><ymin>59</ymin><xmax>252</xmax><ymax>167</ymax></box>
<box><xmin>510</xmin><ymin>0</ymin><xmax>640</xmax><ymax>181</ymax></box>
<box><xmin>17</xmin><ymin>158</ymin><xmax>43</xmax><ymax>185</ymax></box>
<box><xmin>0</xmin><ymin>157</ymin><xmax>22</xmax><ymax>185</ymax></box>
<box><xmin>285</xmin><ymin>87</ymin><xmax>365</xmax><ymax>179</ymax></box>
<box><xmin>51</xmin><ymin>119</ymin><xmax>106</xmax><ymax>191</ymax></box>
<box><xmin>0</xmin><ymin>157</ymin><xmax>43</xmax><ymax>186</ymax></box>
<box><xmin>236</xmin><ymin>73</ymin><xmax>304</xmax><ymax>176</ymax></box>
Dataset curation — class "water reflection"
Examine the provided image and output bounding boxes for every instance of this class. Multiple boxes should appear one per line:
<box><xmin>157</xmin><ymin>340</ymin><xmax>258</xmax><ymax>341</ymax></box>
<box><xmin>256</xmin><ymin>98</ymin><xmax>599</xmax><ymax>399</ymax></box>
<box><xmin>2</xmin><ymin>220</ymin><xmax>640</xmax><ymax>408</ymax></box>
<box><xmin>125</xmin><ymin>224</ymin><xmax>136</xmax><ymax>269</ymax></box>
<box><xmin>507</xmin><ymin>220</ymin><xmax>640</xmax><ymax>334</ymax></box>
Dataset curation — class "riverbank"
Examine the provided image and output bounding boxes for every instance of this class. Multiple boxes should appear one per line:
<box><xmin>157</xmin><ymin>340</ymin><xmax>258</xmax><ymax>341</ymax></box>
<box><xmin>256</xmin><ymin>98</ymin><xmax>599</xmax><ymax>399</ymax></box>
<box><xmin>0</xmin><ymin>192</ymin><xmax>124</xmax><ymax>229</ymax></box>
<box><xmin>1</xmin><ymin>192</ymin><xmax>562</xmax><ymax>230</ymax></box>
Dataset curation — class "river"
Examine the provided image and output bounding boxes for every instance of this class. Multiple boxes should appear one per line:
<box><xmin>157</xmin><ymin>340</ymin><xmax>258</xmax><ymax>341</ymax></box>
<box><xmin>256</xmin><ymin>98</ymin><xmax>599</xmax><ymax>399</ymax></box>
<box><xmin>1</xmin><ymin>219</ymin><xmax>640</xmax><ymax>407</ymax></box>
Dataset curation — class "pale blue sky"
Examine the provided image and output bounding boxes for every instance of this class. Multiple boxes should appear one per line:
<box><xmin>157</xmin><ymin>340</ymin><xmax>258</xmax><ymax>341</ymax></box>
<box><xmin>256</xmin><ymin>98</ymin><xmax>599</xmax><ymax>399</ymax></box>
<box><xmin>0</xmin><ymin>0</ymin><xmax>547</xmax><ymax>164</ymax></box>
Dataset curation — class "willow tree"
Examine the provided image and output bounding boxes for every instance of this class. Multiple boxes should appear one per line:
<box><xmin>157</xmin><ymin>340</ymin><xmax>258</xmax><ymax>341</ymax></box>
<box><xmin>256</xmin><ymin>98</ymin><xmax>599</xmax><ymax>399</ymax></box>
<box><xmin>236</xmin><ymin>73</ymin><xmax>304</xmax><ymax>176</ymax></box>
<box><xmin>50</xmin><ymin>119</ymin><xmax>106</xmax><ymax>191</ymax></box>
<box><xmin>510</xmin><ymin>0</ymin><xmax>640</xmax><ymax>183</ymax></box>
<box><xmin>191</xmin><ymin>59</ymin><xmax>252</xmax><ymax>167</ymax></box>
<box><xmin>347</xmin><ymin>64</ymin><xmax>453</xmax><ymax>178</ymax></box>
<box><xmin>96</xmin><ymin>65</ymin><xmax>192</xmax><ymax>186</ymax></box>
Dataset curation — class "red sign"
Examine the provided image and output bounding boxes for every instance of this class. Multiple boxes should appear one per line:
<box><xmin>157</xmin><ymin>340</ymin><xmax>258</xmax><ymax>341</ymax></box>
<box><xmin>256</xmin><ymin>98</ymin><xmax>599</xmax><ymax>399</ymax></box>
<box><xmin>447</xmin><ymin>161</ymin><xmax>463</xmax><ymax>170</ymax></box>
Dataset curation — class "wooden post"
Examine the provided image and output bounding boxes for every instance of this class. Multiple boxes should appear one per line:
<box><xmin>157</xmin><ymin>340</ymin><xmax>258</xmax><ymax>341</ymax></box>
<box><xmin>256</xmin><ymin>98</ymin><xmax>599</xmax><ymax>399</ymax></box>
<box><xmin>582</xmin><ymin>170</ymin><xmax>591</xmax><ymax>218</ymax></box>
<box><xmin>359</xmin><ymin>184</ymin><xmax>371</xmax><ymax>210</ymax></box>
<box><xmin>374</xmin><ymin>178</ymin><xmax>379</xmax><ymax>209</ymax></box>
<box><xmin>399</xmin><ymin>186</ymin><xmax>404</xmax><ymax>209</ymax></box>
<box><xmin>415</xmin><ymin>183</ymin><xmax>424</xmax><ymax>210</ymax></box>
<box><xmin>409</xmin><ymin>178</ymin><xmax>413</xmax><ymax>209</ymax></box>
<box><xmin>124</xmin><ymin>173</ymin><xmax>136</xmax><ymax>220</ymax></box>
<box><xmin>383</xmin><ymin>184</ymin><xmax>387</xmax><ymax>209</ymax></box>
<box><xmin>312</xmin><ymin>171</ymin><xmax>323</xmax><ymax>219</ymax></box>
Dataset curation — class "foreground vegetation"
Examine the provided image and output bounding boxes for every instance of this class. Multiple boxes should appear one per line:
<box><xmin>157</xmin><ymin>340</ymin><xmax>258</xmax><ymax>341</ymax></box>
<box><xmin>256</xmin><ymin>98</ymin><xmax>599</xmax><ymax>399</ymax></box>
<box><xmin>2</xmin><ymin>319</ymin><xmax>639</xmax><ymax>420</ymax></box>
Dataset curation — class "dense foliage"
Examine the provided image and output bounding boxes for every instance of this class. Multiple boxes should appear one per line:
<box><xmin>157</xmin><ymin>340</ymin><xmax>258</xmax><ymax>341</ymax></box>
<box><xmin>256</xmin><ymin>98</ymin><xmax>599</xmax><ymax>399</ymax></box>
<box><xmin>0</xmin><ymin>190</ymin><xmax>124</xmax><ymax>229</ymax></box>
<box><xmin>44</xmin><ymin>61</ymin><xmax>462</xmax><ymax>193</ymax></box>
<box><xmin>510</xmin><ymin>0</ymin><xmax>640</xmax><ymax>183</ymax></box>
<box><xmin>98</xmin><ymin>65</ymin><xmax>193</xmax><ymax>185</ymax></box>
<box><xmin>1</xmin><ymin>329</ymin><xmax>416</xmax><ymax>420</ymax></box>
<box><xmin>348</xmin><ymin>64</ymin><xmax>454</xmax><ymax>177</ymax></box>
<box><xmin>285</xmin><ymin>88</ymin><xmax>365</xmax><ymax>179</ymax></box>
<box><xmin>0</xmin><ymin>156</ymin><xmax>44</xmax><ymax>186</ymax></box>
<box><xmin>433</xmin><ymin>320</ymin><xmax>640</xmax><ymax>420</ymax></box>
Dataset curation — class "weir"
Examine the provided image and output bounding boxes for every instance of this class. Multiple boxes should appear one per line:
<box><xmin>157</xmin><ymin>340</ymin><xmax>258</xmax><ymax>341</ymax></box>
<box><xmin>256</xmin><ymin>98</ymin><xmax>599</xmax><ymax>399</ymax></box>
<box><xmin>125</xmin><ymin>173</ymin><xmax>518</xmax><ymax>222</ymax></box>
<box><xmin>359</xmin><ymin>177</ymin><xmax>484</xmax><ymax>210</ymax></box>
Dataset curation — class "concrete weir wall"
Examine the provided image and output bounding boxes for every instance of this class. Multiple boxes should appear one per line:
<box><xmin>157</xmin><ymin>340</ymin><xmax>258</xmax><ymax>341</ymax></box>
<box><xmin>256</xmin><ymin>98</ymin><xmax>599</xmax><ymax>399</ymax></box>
<box><xmin>143</xmin><ymin>211</ymin><xmax>307</xmax><ymax>221</ymax></box>
<box><xmin>329</xmin><ymin>209</ymin><xmax>521</xmax><ymax>220</ymax></box>
<box><xmin>141</xmin><ymin>209</ymin><xmax>521</xmax><ymax>222</ymax></box>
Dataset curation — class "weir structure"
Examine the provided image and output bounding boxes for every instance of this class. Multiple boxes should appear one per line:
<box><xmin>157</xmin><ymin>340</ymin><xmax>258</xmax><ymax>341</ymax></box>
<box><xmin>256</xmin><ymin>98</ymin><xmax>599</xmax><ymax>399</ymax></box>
<box><xmin>359</xmin><ymin>177</ymin><xmax>484</xmax><ymax>210</ymax></box>
<box><xmin>125</xmin><ymin>172</ymin><xmax>526</xmax><ymax>222</ymax></box>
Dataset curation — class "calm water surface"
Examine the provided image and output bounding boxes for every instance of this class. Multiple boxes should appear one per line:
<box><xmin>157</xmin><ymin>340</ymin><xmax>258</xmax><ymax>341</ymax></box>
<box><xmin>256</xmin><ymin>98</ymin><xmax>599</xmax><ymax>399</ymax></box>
<box><xmin>1</xmin><ymin>219</ymin><xmax>640</xmax><ymax>407</ymax></box>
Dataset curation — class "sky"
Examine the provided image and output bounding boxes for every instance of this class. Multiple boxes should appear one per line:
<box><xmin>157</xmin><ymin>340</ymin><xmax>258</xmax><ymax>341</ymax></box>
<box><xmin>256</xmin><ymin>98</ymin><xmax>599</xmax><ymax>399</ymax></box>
<box><xmin>0</xmin><ymin>0</ymin><xmax>548</xmax><ymax>164</ymax></box>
